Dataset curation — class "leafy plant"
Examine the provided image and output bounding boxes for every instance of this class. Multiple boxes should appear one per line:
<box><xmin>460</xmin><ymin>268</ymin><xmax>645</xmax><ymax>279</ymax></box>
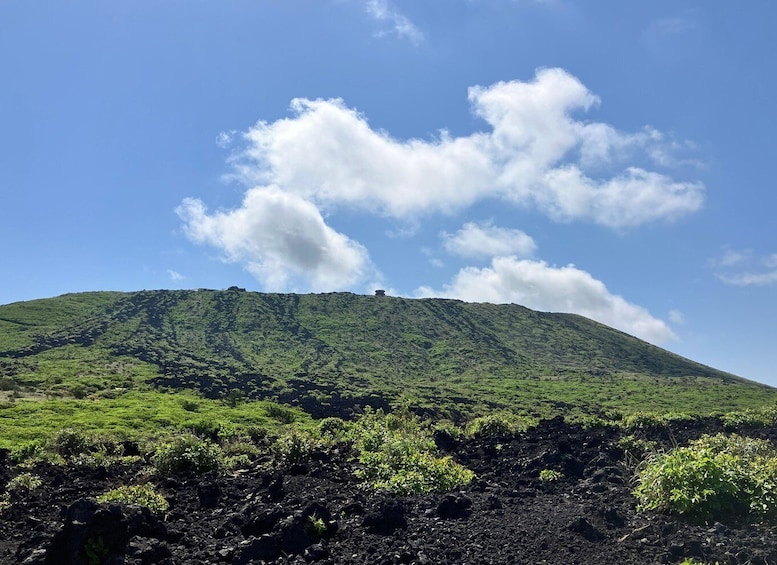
<box><xmin>271</xmin><ymin>429</ymin><xmax>316</xmax><ymax>465</ymax></box>
<box><xmin>83</xmin><ymin>535</ymin><xmax>108</xmax><ymax>565</ymax></box>
<box><xmin>266</xmin><ymin>404</ymin><xmax>297</xmax><ymax>424</ymax></box>
<box><xmin>538</xmin><ymin>469</ymin><xmax>563</xmax><ymax>482</ymax></box>
<box><xmin>465</xmin><ymin>413</ymin><xmax>536</xmax><ymax>438</ymax></box>
<box><xmin>97</xmin><ymin>483</ymin><xmax>169</xmax><ymax>513</ymax></box>
<box><xmin>318</xmin><ymin>416</ymin><xmax>348</xmax><ymax>440</ymax></box>
<box><xmin>52</xmin><ymin>427</ymin><xmax>93</xmax><ymax>457</ymax></box>
<box><xmin>618</xmin><ymin>434</ymin><xmax>659</xmax><ymax>464</ymax></box>
<box><xmin>351</xmin><ymin>409</ymin><xmax>474</xmax><ymax>495</ymax></box>
<box><xmin>153</xmin><ymin>433</ymin><xmax>224</xmax><ymax>475</ymax></box>
<box><xmin>306</xmin><ymin>513</ymin><xmax>327</xmax><ymax>537</ymax></box>
<box><xmin>635</xmin><ymin>433</ymin><xmax>777</xmax><ymax>524</ymax></box>
<box><xmin>6</xmin><ymin>472</ymin><xmax>42</xmax><ymax>492</ymax></box>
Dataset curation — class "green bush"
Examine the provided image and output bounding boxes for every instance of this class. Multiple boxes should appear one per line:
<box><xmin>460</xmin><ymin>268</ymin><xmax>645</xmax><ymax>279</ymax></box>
<box><xmin>538</xmin><ymin>469</ymin><xmax>563</xmax><ymax>482</ymax></box>
<box><xmin>722</xmin><ymin>406</ymin><xmax>777</xmax><ymax>430</ymax></box>
<box><xmin>265</xmin><ymin>404</ymin><xmax>296</xmax><ymax>424</ymax></box>
<box><xmin>10</xmin><ymin>441</ymin><xmax>46</xmax><ymax>464</ymax></box>
<box><xmin>153</xmin><ymin>434</ymin><xmax>224</xmax><ymax>475</ymax></box>
<box><xmin>465</xmin><ymin>413</ymin><xmax>535</xmax><ymax>438</ymax></box>
<box><xmin>618</xmin><ymin>434</ymin><xmax>659</xmax><ymax>464</ymax></box>
<box><xmin>97</xmin><ymin>483</ymin><xmax>169</xmax><ymax>513</ymax></box>
<box><xmin>52</xmin><ymin>427</ymin><xmax>93</xmax><ymax>457</ymax></box>
<box><xmin>271</xmin><ymin>429</ymin><xmax>316</xmax><ymax>465</ymax></box>
<box><xmin>351</xmin><ymin>409</ymin><xmax>474</xmax><ymax>495</ymax></box>
<box><xmin>635</xmin><ymin>433</ymin><xmax>777</xmax><ymax>524</ymax></box>
<box><xmin>6</xmin><ymin>472</ymin><xmax>42</xmax><ymax>492</ymax></box>
<box><xmin>318</xmin><ymin>417</ymin><xmax>348</xmax><ymax>439</ymax></box>
<box><xmin>432</xmin><ymin>420</ymin><xmax>464</xmax><ymax>441</ymax></box>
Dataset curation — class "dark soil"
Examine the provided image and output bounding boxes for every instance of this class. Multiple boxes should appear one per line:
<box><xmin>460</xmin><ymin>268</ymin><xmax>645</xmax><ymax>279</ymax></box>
<box><xmin>3</xmin><ymin>417</ymin><xmax>777</xmax><ymax>565</ymax></box>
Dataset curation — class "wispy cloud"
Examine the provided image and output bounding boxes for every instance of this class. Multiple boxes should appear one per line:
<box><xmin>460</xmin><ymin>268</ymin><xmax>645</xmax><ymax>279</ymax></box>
<box><xmin>711</xmin><ymin>248</ymin><xmax>777</xmax><ymax>286</ymax></box>
<box><xmin>647</xmin><ymin>16</ymin><xmax>696</xmax><ymax>38</ymax></box>
<box><xmin>364</xmin><ymin>0</ymin><xmax>423</xmax><ymax>45</ymax></box>
<box><xmin>167</xmin><ymin>269</ymin><xmax>185</xmax><ymax>281</ymax></box>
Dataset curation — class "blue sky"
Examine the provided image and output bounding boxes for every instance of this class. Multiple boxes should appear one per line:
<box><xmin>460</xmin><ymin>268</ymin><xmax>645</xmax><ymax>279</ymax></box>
<box><xmin>2</xmin><ymin>1</ymin><xmax>776</xmax><ymax>386</ymax></box>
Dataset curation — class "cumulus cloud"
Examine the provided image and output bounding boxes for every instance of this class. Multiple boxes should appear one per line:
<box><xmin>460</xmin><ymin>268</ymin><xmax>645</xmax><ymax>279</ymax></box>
<box><xmin>228</xmin><ymin>68</ymin><xmax>703</xmax><ymax>229</ymax></box>
<box><xmin>711</xmin><ymin>248</ymin><xmax>777</xmax><ymax>287</ymax></box>
<box><xmin>416</xmin><ymin>256</ymin><xmax>675</xmax><ymax>344</ymax></box>
<box><xmin>442</xmin><ymin>221</ymin><xmax>536</xmax><ymax>259</ymax></box>
<box><xmin>177</xmin><ymin>187</ymin><xmax>373</xmax><ymax>291</ymax></box>
<box><xmin>364</xmin><ymin>0</ymin><xmax>424</xmax><ymax>45</ymax></box>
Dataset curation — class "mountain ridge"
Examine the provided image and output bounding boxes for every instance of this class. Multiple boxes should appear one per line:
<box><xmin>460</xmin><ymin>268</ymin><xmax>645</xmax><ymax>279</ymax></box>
<box><xmin>0</xmin><ymin>289</ymin><xmax>773</xmax><ymax>418</ymax></box>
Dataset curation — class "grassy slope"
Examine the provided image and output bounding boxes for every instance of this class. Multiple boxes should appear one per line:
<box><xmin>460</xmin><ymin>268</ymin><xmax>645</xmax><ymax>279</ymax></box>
<box><xmin>0</xmin><ymin>290</ymin><xmax>774</xmax><ymax>423</ymax></box>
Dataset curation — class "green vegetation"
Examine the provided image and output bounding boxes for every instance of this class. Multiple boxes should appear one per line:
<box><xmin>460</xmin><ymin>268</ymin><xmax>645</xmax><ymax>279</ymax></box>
<box><xmin>0</xmin><ymin>290</ymin><xmax>773</xmax><ymax>424</ymax></box>
<box><xmin>306</xmin><ymin>514</ymin><xmax>328</xmax><ymax>537</ymax></box>
<box><xmin>635</xmin><ymin>434</ymin><xmax>777</xmax><ymax>524</ymax></box>
<box><xmin>153</xmin><ymin>433</ymin><xmax>225</xmax><ymax>475</ymax></box>
<box><xmin>350</xmin><ymin>409</ymin><xmax>474</xmax><ymax>495</ymax></box>
<box><xmin>0</xmin><ymin>390</ymin><xmax>311</xmax><ymax>451</ymax></box>
<box><xmin>465</xmin><ymin>413</ymin><xmax>536</xmax><ymax>438</ymax></box>
<box><xmin>97</xmin><ymin>483</ymin><xmax>169</xmax><ymax>513</ymax></box>
<box><xmin>6</xmin><ymin>472</ymin><xmax>42</xmax><ymax>492</ymax></box>
<box><xmin>538</xmin><ymin>469</ymin><xmax>563</xmax><ymax>482</ymax></box>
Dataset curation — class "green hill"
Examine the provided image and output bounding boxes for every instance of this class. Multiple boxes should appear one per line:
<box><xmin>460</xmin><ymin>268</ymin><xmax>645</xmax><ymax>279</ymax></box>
<box><xmin>0</xmin><ymin>289</ymin><xmax>774</xmax><ymax>419</ymax></box>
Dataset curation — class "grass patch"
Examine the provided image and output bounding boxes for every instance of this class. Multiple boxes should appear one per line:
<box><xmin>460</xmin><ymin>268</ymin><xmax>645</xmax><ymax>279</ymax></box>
<box><xmin>0</xmin><ymin>390</ymin><xmax>311</xmax><ymax>450</ymax></box>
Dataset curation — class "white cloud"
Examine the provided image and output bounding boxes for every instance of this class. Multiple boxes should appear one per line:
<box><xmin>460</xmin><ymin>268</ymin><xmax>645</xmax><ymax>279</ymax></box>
<box><xmin>167</xmin><ymin>269</ymin><xmax>185</xmax><ymax>281</ymax></box>
<box><xmin>228</xmin><ymin>68</ymin><xmax>703</xmax><ymax>229</ymax></box>
<box><xmin>711</xmin><ymin>248</ymin><xmax>777</xmax><ymax>287</ymax></box>
<box><xmin>364</xmin><ymin>0</ymin><xmax>424</xmax><ymax>45</ymax></box>
<box><xmin>646</xmin><ymin>16</ymin><xmax>696</xmax><ymax>38</ymax></box>
<box><xmin>668</xmin><ymin>309</ymin><xmax>685</xmax><ymax>324</ymax></box>
<box><xmin>177</xmin><ymin>187</ymin><xmax>373</xmax><ymax>292</ymax></box>
<box><xmin>442</xmin><ymin>221</ymin><xmax>536</xmax><ymax>259</ymax></box>
<box><xmin>717</xmin><ymin>270</ymin><xmax>777</xmax><ymax>287</ymax></box>
<box><xmin>416</xmin><ymin>256</ymin><xmax>675</xmax><ymax>344</ymax></box>
<box><xmin>216</xmin><ymin>130</ymin><xmax>236</xmax><ymax>149</ymax></box>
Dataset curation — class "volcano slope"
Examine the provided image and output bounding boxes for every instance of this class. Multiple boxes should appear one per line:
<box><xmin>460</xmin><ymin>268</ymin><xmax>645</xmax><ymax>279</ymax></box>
<box><xmin>3</xmin><ymin>416</ymin><xmax>777</xmax><ymax>565</ymax></box>
<box><xmin>0</xmin><ymin>289</ymin><xmax>774</xmax><ymax>421</ymax></box>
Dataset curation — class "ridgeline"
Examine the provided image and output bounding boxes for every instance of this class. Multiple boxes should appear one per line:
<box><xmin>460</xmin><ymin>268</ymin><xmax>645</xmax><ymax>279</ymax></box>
<box><xmin>0</xmin><ymin>289</ymin><xmax>773</xmax><ymax>419</ymax></box>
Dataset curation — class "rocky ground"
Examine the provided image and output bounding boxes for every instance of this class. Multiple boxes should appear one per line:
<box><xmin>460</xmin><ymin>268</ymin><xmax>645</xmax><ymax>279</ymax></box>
<box><xmin>2</xmin><ymin>417</ymin><xmax>777</xmax><ymax>565</ymax></box>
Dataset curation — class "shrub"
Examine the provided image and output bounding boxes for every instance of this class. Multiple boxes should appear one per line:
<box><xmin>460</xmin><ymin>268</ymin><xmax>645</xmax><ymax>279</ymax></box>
<box><xmin>538</xmin><ymin>469</ymin><xmax>563</xmax><ymax>482</ymax></box>
<box><xmin>566</xmin><ymin>414</ymin><xmax>618</xmax><ymax>431</ymax></box>
<box><xmin>432</xmin><ymin>420</ymin><xmax>464</xmax><ymax>441</ymax></box>
<box><xmin>97</xmin><ymin>483</ymin><xmax>169</xmax><ymax>513</ymax></box>
<box><xmin>52</xmin><ymin>427</ymin><xmax>93</xmax><ymax>457</ymax></box>
<box><xmin>265</xmin><ymin>404</ymin><xmax>296</xmax><ymax>424</ymax></box>
<box><xmin>153</xmin><ymin>434</ymin><xmax>224</xmax><ymax>475</ymax></box>
<box><xmin>621</xmin><ymin>412</ymin><xmax>667</xmax><ymax>432</ymax></box>
<box><xmin>721</xmin><ymin>406</ymin><xmax>777</xmax><ymax>430</ymax></box>
<box><xmin>180</xmin><ymin>399</ymin><xmax>200</xmax><ymax>412</ymax></box>
<box><xmin>618</xmin><ymin>435</ymin><xmax>659</xmax><ymax>464</ymax></box>
<box><xmin>465</xmin><ymin>413</ymin><xmax>535</xmax><ymax>438</ymax></box>
<box><xmin>351</xmin><ymin>409</ymin><xmax>474</xmax><ymax>495</ymax></box>
<box><xmin>271</xmin><ymin>429</ymin><xmax>316</xmax><ymax>465</ymax></box>
<box><xmin>6</xmin><ymin>472</ymin><xmax>42</xmax><ymax>492</ymax></box>
<box><xmin>635</xmin><ymin>433</ymin><xmax>777</xmax><ymax>524</ymax></box>
<box><xmin>318</xmin><ymin>417</ymin><xmax>348</xmax><ymax>439</ymax></box>
<box><xmin>11</xmin><ymin>441</ymin><xmax>46</xmax><ymax>464</ymax></box>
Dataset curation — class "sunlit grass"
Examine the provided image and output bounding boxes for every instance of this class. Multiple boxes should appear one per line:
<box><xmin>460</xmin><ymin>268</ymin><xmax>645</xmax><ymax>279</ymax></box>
<box><xmin>0</xmin><ymin>389</ymin><xmax>312</xmax><ymax>449</ymax></box>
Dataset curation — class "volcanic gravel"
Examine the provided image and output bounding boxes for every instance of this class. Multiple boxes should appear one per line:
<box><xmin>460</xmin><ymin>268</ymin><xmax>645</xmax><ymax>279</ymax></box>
<box><xmin>2</xmin><ymin>417</ymin><xmax>777</xmax><ymax>564</ymax></box>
